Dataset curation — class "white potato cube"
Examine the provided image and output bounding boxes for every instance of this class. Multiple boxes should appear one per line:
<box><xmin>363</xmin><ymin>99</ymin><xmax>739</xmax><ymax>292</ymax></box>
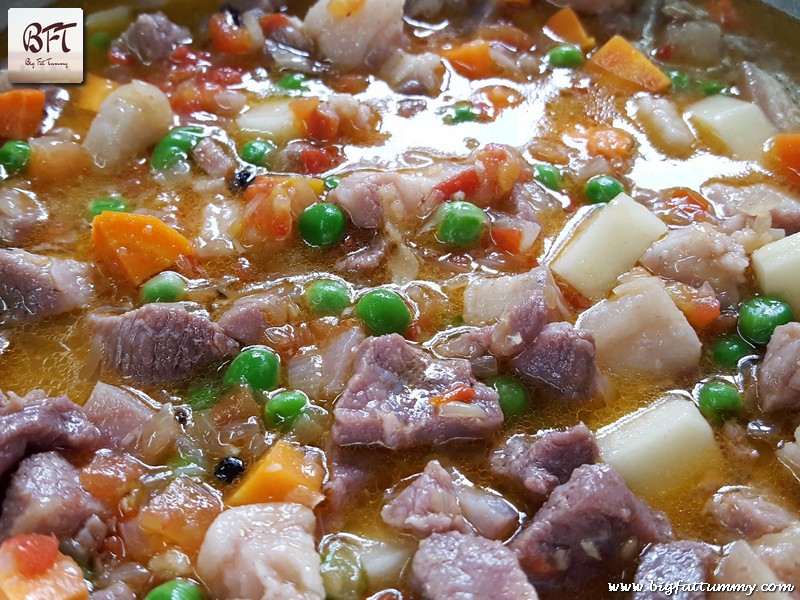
<box><xmin>752</xmin><ymin>231</ymin><xmax>800</xmax><ymax>315</ymax></box>
<box><xmin>236</xmin><ymin>98</ymin><xmax>303</xmax><ymax>143</ymax></box>
<box><xmin>714</xmin><ymin>541</ymin><xmax>794</xmax><ymax>600</ymax></box>
<box><xmin>550</xmin><ymin>194</ymin><xmax>667</xmax><ymax>300</ymax></box>
<box><xmin>597</xmin><ymin>396</ymin><xmax>720</xmax><ymax>496</ymax></box>
<box><xmin>687</xmin><ymin>95</ymin><xmax>776</xmax><ymax>161</ymax></box>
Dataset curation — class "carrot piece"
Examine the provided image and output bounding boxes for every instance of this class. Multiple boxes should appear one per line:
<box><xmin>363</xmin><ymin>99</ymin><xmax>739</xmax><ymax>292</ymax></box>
<box><xmin>228</xmin><ymin>440</ymin><xmax>325</xmax><ymax>508</ymax></box>
<box><xmin>75</xmin><ymin>74</ymin><xmax>120</xmax><ymax>113</ymax></box>
<box><xmin>586</xmin><ymin>36</ymin><xmax>671</xmax><ymax>93</ymax></box>
<box><xmin>545</xmin><ymin>7</ymin><xmax>596</xmax><ymax>51</ymax></box>
<box><xmin>769</xmin><ymin>134</ymin><xmax>800</xmax><ymax>187</ymax></box>
<box><xmin>92</xmin><ymin>212</ymin><xmax>195</xmax><ymax>285</ymax></box>
<box><xmin>0</xmin><ymin>534</ymin><xmax>89</xmax><ymax>600</ymax></box>
<box><xmin>491</xmin><ymin>225</ymin><xmax>523</xmax><ymax>254</ymax></box>
<box><xmin>208</xmin><ymin>12</ymin><xmax>253</xmax><ymax>55</ymax></box>
<box><xmin>0</xmin><ymin>90</ymin><xmax>45</xmax><ymax>140</ymax></box>
<box><xmin>441</xmin><ymin>41</ymin><xmax>497</xmax><ymax>80</ymax></box>
<box><xmin>586</xmin><ymin>126</ymin><xmax>635</xmax><ymax>159</ymax></box>
<box><xmin>430</xmin><ymin>383</ymin><xmax>477</xmax><ymax>406</ymax></box>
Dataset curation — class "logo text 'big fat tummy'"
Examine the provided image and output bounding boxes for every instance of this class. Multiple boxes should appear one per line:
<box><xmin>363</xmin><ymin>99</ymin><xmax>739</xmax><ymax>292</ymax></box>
<box><xmin>7</xmin><ymin>8</ymin><xmax>83</xmax><ymax>84</ymax></box>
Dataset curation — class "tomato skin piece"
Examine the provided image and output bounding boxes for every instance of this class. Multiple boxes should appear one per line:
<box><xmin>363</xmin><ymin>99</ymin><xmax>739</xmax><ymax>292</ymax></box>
<box><xmin>5</xmin><ymin>534</ymin><xmax>59</xmax><ymax>578</ymax></box>
<box><xmin>433</xmin><ymin>168</ymin><xmax>481</xmax><ymax>199</ymax></box>
<box><xmin>208</xmin><ymin>12</ymin><xmax>253</xmax><ymax>55</ymax></box>
<box><xmin>491</xmin><ymin>225</ymin><xmax>523</xmax><ymax>254</ymax></box>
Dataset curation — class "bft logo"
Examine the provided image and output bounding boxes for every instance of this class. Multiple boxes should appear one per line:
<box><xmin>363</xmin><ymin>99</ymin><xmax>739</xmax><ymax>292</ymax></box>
<box><xmin>23</xmin><ymin>21</ymin><xmax>78</xmax><ymax>54</ymax></box>
<box><xmin>8</xmin><ymin>8</ymin><xmax>84</xmax><ymax>84</ymax></box>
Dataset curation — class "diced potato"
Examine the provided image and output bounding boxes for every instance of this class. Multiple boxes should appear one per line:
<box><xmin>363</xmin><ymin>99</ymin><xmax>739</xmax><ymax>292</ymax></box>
<box><xmin>752</xmin><ymin>522</ymin><xmax>800</xmax><ymax>588</ymax></box>
<box><xmin>714</xmin><ymin>541</ymin><xmax>794</xmax><ymax>600</ymax></box>
<box><xmin>752</xmin><ymin>232</ymin><xmax>800</xmax><ymax>315</ymax></box>
<box><xmin>85</xmin><ymin>6</ymin><xmax>132</xmax><ymax>35</ymax></box>
<box><xmin>687</xmin><ymin>95</ymin><xmax>777</xmax><ymax>162</ymax></box>
<box><xmin>596</xmin><ymin>396</ymin><xmax>720</xmax><ymax>496</ymax></box>
<box><xmin>228</xmin><ymin>440</ymin><xmax>325</xmax><ymax>508</ymax></box>
<box><xmin>632</xmin><ymin>95</ymin><xmax>695</xmax><ymax>157</ymax></box>
<box><xmin>550</xmin><ymin>194</ymin><xmax>667</xmax><ymax>300</ymax></box>
<box><xmin>236</xmin><ymin>99</ymin><xmax>303</xmax><ymax>143</ymax></box>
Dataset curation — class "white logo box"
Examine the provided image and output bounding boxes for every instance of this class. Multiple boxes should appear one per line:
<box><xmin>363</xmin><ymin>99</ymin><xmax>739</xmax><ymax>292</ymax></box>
<box><xmin>7</xmin><ymin>7</ymin><xmax>83</xmax><ymax>84</ymax></box>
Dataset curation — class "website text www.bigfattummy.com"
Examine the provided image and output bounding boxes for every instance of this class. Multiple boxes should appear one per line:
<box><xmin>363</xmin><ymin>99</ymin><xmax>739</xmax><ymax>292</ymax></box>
<box><xmin>608</xmin><ymin>581</ymin><xmax>797</xmax><ymax>596</ymax></box>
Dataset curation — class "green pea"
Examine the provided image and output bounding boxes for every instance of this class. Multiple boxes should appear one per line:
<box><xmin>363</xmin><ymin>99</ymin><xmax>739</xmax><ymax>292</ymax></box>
<box><xmin>324</xmin><ymin>176</ymin><xmax>341</xmax><ymax>191</ymax></box>
<box><xmin>264</xmin><ymin>390</ymin><xmax>309</xmax><ymax>430</ymax></box>
<box><xmin>162</xmin><ymin>126</ymin><xmax>205</xmax><ymax>153</ymax></box>
<box><xmin>0</xmin><ymin>140</ymin><xmax>30</xmax><ymax>175</ymax></box>
<box><xmin>712</xmin><ymin>334</ymin><xmax>755</xmax><ymax>369</ymax></box>
<box><xmin>533</xmin><ymin>163</ymin><xmax>562</xmax><ymax>191</ymax></box>
<box><xmin>297</xmin><ymin>203</ymin><xmax>347</xmax><ymax>248</ymax></box>
<box><xmin>240</xmin><ymin>139</ymin><xmax>276</xmax><ymax>166</ymax></box>
<box><xmin>664</xmin><ymin>69</ymin><xmax>690</xmax><ymax>91</ymax></box>
<box><xmin>547</xmin><ymin>44</ymin><xmax>583</xmax><ymax>68</ymax></box>
<box><xmin>305</xmin><ymin>280</ymin><xmax>350</xmax><ymax>315</ymax></box>
<box><xmin>697</xmin><ymin>381</ymin><xmax>744</xmax><ymax>425</ymax></box>
<box><xmin>277</xmin><ymin>73</ymin><xmax>308</xmax><ymax>91</ymax></box>
<box><xmin>444</xmin><ymin>102</ymin><xmax>479</xmax><ymax>124</ymax></box>
<box><xmin>140</xmin><ymin>271</ymin><xmax>187</xmax><ymax>303</ymax></box>
<box><xmin>698</xmin><ymin>79</ymin><xmax>726</xmax><ymax>96</ymax></box>
<box><xmin>320</xmin><ymin>539</ymin><xmax>366</xmax><ymax>600</ymax></box>
<box><xmin>489</xmin><ymin>375</ymin><xmax>530</xmax><ymax>418</ymax></box>
<box><xmin>738</xmin><ymin>296</ymin><xmax>794</xmax><ymax>345</ymax></box>
<box><xmin>355</xmin><ymin>289</ymin><xmax>412</xmax><ymax>336</ymax></box>
<box><xmin>584</xmin><ymin>175</ymin><xmax>624</xmax><ymax>204</ymax></box>
<box><xmin>87</xmin><ymin>195</ymin><xmax>129</xmax><ymax>219</ymax></box>
<box><xmin>89</xmin><ymin>31</ymin><xmax>113</xmax><ymax>53</ymax></box>
<box><xmin>186</xmin><ymin>380</ymin><xmax>223</xmax><ymax>411</ymax></box>
<box><xmin>152</xmin><ymin>143</ymin><xmax>189</xmax><ymax>171</ymax></box>
<box><xmin>152</xmin><ymin>127</ymin><xmax>204</xmax><ymax>170</ymax></box>
<box><xmin>436</xmin><ymin>200</ymin><xmax>487</xmax><ymax>247</ymax></box>
<box><xmin>224</xmin><ymin>346</ymin><xmax>281</xmax><ymax>392</ymax></box>
<box><xmin>143</xmin><ymin>579</ymin><xmax>205</xmax><ymax>600</ymax></box>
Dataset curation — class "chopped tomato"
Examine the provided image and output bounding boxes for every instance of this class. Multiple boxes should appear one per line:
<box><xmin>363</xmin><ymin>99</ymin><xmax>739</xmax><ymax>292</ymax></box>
<box><xmin>768</xmin><ymin>134</ymin><xmax>800</xmax><ymax>187</ymax></box>
<box><xmin>0</xmin><ymin>535</ymin><xmax>89</xmax><ymax>600</ymax></box>
<box><xmin>139</xmin><ymin>477</ymin><xmax>223</xmax><ymax>553</ymax></box>
<box><xmin>300</xmin><ymin>146</ymin><xmax>342</xmax><ymax>174</ymax></box>
<box><xmin>434</xmin><ymin>168</ymin><xmax>481</xmax><ymax>199</ymax></box>
<box><xmin>666</xmin><ymin>282</ymin><xmax>721</xmax><ymax>330</ymax></box>
<box><xmin>80</xmin><ymin>452</ymin><xmax>145</xmax><ymax>508</ymax></box>
<box><xmin>480</xmin><ymin>85</ymin><xmax>524</xmax><ymax>112</ymax></box>
<box><xmin>664</xmin><ymin>187</ymin><xmax>713</xmax><ymax>225</ymax></box>
<box><xmin>429</xmin><ymin>384</ymin><xmax>476</xmax><ymax>406</ymax></box>
<box><xmin>705</xmin><ymin>0</ymin><xmax>742</xmax><ymax>30</ymax></box>
<box><xmin>586</xmin><ymin>127</ymin><xmax>636</xmax><ymax>160</ymax></box>
<box><xmin>4</xmin><ymin>535</ymin><xmax>59</xmax><ymax>578</ymax></box>
<box><xmin>240</xmin><ymin>176</ymin><xmax>323</xmax><ymax>242</ymax></box>
<box><xmin>259</xmin><ymin>13</ymin><xmax>291</xmax><ymax>35</ymax></box>
<box><xmin>492</xmin><ymin>225</ymin><xmax>524</xmax><ymax>254</ymax></box>
<box><xmin>208</xmin><ymin>12</ymin><xmax>253</xmax><ymax>55</ymax></box>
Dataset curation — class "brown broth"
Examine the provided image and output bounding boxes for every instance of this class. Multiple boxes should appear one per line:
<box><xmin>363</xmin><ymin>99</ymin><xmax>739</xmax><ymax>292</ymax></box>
<box><xmin>3</xmin><ymin>0</ymin><xmax>800</xmax><ymax>597</ymax></box>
